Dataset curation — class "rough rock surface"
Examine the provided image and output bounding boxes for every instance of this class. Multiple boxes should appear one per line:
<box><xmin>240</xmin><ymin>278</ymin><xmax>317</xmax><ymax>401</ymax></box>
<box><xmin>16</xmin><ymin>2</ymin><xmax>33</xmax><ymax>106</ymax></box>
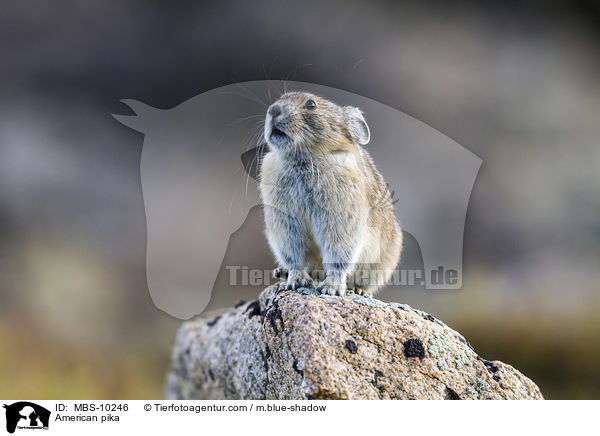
<box><xmin>166</xmin><ymin>285</ymin><xmax>543</xmax><ymax>400</ymax></box>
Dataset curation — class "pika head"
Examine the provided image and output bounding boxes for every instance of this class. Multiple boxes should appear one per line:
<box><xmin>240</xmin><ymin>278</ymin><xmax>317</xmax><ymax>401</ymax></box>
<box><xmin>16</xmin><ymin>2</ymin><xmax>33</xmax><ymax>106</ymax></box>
<box><xmin>264</xmin><ymin>92</ymin><xmax>370</xmax><ymax>154</ymax></box>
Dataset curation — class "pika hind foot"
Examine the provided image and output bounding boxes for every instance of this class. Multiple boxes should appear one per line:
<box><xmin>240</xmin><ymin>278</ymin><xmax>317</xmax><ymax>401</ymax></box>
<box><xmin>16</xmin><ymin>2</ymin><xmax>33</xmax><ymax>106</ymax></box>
<box><xmin>273</xmin><ymin>266</ymin><xmax>288</xmax><ymax>280</ymax></box>
<box><xmin>285</xmin><ymin>271</ymin><xmax>313</xmax><ymax>290</ymax></box>
<box><xmin>351</xmin><ymin>286</ymin><xmax>367</xmax><ymax>296</ymax></box>
<box><xmin>316</xmin><ymin>280</ymin><xmax>348</xmax><ymax>296</ymax></box>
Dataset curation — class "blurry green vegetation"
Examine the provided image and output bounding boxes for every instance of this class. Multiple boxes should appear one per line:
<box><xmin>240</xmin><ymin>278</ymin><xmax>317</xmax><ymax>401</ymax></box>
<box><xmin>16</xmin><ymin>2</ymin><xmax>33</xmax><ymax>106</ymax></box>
<box><xmin>454</xmin><ymin>312</ymin><xmax>600</xmax><ymax>399</ymax></box>
<box><xmin>0</xmin><ymin>317</ymin><xmax>176</xmax><ymax>399</ymax></box>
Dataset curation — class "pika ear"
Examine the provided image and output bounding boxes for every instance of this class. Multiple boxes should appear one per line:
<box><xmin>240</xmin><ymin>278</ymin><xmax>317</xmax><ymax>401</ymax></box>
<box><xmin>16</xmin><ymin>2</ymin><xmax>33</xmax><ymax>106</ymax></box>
<box><xmin>344</xmin><ymin>106</ymin><xmax>370</xmax><ymax>145</ymax></box>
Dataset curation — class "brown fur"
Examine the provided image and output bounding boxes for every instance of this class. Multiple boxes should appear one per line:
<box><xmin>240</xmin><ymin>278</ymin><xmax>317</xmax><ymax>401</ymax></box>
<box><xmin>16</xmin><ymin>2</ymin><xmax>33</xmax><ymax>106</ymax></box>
<box><xmin>259</xmin><ymin>92</ymin><xmax>402</xmax><ymax>296</ymax></box>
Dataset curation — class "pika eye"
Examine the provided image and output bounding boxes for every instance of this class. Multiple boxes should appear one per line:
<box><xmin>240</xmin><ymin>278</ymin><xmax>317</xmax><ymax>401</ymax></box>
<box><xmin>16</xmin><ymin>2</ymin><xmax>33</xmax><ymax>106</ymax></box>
<box><xmin>304</xmin><ymin>99</ymin><xmax>316</xmax><ymax>110</ymax></box>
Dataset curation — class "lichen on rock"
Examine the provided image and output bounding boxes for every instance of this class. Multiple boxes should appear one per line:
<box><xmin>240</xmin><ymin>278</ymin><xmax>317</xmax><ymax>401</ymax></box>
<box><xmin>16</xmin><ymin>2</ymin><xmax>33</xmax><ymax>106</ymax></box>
<box><xmin>166</xmin><ymin>285</ymin><xmax>544</xmax><ymax>400</ymax></box>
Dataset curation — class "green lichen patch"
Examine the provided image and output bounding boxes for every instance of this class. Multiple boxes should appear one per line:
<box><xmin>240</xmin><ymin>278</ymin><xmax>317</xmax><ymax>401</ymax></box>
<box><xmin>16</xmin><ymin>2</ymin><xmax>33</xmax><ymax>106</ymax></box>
<box><xmin>296</xmin><ymin>287</ymin><xmax>321</xmax><ymax>296</ymax></box>
<box><xmin>388</xmin><ymin>302</ymin><xmax>411</xmax><ymax>311</ymax></box>
<box><xmin>352</xmin><ymin>295</ymin><xmax>388</xmax><ymax>309</ymax></box>
<box><xmin>427</xmin><ymin>331</ymin><xmax>453</xmax><ymax>358</ymax></box>
<box><xmin>465</xmin><ymin>386</ymin><xmax>477</xmax><ymax>398</ymax></box>
<box><xmin>476</xmin><ymin>378</ymin><xmax>490</xmax><ymax>392</ymax></box>
<box><xmin>294</xmin><ymin>288</ymin><xmax>443</xmax><ymax>326</ymax></box>
<box><xmin>437</xmin><ymin>359</ymin><xmax>448</xmax><ymax>370</ymax></box>
<box><xmin>318</xmin><ymin>294</ymin><xmax>337</xmax><ymax>299</ymax></box>
<box><xmin>455</xmin><ymin>353</ymin><xmax>473</xmax><ymax>369</ymax></box>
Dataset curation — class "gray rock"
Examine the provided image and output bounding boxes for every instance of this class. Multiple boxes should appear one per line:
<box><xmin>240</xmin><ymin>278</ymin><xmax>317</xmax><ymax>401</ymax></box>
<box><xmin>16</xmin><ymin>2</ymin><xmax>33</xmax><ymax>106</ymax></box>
<box><xmin>166</xmin><ymin>285</ymin><xmax>543</xmax><ymax>400</ymax></box>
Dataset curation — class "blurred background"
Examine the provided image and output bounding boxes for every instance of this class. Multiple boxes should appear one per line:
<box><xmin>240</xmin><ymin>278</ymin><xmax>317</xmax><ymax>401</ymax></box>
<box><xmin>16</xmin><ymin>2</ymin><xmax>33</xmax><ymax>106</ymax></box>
<box><xmin>1</xmin><ymin>0</ymin><xmax>599</xmax><ymax>399</ymax></box>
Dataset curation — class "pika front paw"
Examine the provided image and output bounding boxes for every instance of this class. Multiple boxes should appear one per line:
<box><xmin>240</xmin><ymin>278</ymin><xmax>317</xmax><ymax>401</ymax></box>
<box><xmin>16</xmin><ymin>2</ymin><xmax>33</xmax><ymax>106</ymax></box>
<box><xmin>285</xmin><ymin>271</ymin><xmax>313</xmax><ymax>290</ymax></box>
<box><xmin>273</xmin><ymin>266</ymin><xmax>288</xmax><ymax>280</ymax></box>
<box><xmin>350</xmin><ymin>286</ymin><xmax>367</xmax><ymax>296</ymax></box>
<box><xmin>316</xmin><ymin>281</ymin><xmax>348</xmax><ymax>296</ymax></box>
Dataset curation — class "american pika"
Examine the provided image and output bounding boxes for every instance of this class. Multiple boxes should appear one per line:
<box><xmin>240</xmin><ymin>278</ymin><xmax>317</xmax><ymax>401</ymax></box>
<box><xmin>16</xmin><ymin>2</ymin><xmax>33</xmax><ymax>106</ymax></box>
<box><xmin>259</xmin><ymin>92</ymin><xmax>402</xmax><ymax>296</ymax></box>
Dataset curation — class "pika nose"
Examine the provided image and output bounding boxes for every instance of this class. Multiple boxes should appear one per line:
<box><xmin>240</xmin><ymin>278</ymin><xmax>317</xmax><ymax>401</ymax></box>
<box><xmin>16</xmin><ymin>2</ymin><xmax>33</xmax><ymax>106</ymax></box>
<box><xmin>268</xmin><ymin>104</ymin><xmax>282</xmax><ymax>120</ymax></box>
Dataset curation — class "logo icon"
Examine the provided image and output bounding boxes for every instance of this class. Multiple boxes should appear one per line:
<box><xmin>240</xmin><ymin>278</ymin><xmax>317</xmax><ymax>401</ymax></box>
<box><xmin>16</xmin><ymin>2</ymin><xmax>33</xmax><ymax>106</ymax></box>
<box><xmin>114</xmin><ymin>81</ymin><xmax>481</xmax><ymax>318</ymax></box>
<box><xmin>3</xmin><ymin>402</ymin><xmax>50</xmax><ymax>434</ymax></box>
